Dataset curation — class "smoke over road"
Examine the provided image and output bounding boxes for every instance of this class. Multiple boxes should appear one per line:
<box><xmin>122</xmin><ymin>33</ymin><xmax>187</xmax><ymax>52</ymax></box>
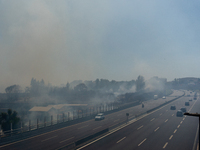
<box><xmin>0</xmin><ymin>1</ymin><xmax>200</xmax><ymax>92</ymax></box>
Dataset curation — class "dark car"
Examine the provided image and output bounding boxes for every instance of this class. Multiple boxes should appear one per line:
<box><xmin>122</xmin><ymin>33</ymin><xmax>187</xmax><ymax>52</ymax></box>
<box><xmin>185</xmin><ymin>102</ymin><xmax>189</xmax><ymax>106</ymax></box>
<box><xmin>189</xmin><ymin>99</ymin><xmax>192</xmax><ymax>101</ymax></box>
<box><xmin>176</xmin><ymin>110</ymin><xmax>183</xmax><ymax>117</ymax></box>
<box><xmin>170</xmin><ymin>105</ymin><xmax>176</xmax><ymax>110</ymax></box>
<box><xmin>180</xmin><ymin>107</ymin><xmax>187</xmax><ymax>112</ymax></box>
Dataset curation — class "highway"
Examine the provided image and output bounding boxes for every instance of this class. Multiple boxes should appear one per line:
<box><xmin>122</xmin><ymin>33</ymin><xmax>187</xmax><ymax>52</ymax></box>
<box><xmin>77</xmin><ymin>91</ymin><xmax>199</xmax><ymax>150</ymax></box>
<box><xmin>0</xmin><ymin>90</ymin><xmax>186</xmax><ymax>150</ymax></box>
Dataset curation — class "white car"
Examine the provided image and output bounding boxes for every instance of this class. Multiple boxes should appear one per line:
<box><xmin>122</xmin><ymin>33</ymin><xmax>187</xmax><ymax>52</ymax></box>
<box><xmin>95</xmin><ymin>113</ymin><xmax>105</xmax><ymax>121</ymax></box>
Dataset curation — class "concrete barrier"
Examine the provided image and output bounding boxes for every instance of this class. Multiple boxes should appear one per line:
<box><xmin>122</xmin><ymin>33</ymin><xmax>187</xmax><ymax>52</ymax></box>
<box><xmin>146</xmin><ymin>92</ymin><xmax>185</xmax><ymax>114</ymax></box>
<box><xmin>75</xmin><ymin>128</ymin><xmax>109</xmax><ymax>146</ymax></box>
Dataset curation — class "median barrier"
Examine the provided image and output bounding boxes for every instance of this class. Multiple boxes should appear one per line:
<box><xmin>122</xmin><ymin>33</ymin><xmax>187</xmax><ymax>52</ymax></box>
<box><xmin>0</xmin><ymin>115</ymin><xmax>97</xmax><ymax>146</ymax></box>
<box><xmin>146</xmin><ymin>92</ymin><xmax>185</xmax><ymax>114</ymax></box>
<box><xmin>0</xmin><ymin>91</ymin><xmax>184</xmax><ymax>146</ymax></box>
<box><xmin>75</xmin><ymin>128</ymin><xmax>109</xmax><ymax>146</ymax></box>
<box><xmin>57</xmin><ymin>142</ymin><xmax>75</xmax><ymax>150</ymax></box>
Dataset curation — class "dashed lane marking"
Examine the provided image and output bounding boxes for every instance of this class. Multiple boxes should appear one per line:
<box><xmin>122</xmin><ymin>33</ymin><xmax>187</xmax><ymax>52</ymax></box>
<box><xmin>41</xmin><ymin>136</ymin><xmax>57</xmax><ymax>142</ymax></box>
<box><xmin>137</xmin><ymin>125</ymin><xmax>144</xmax><ymax>130</ymax></box>
<box><xmin>116</xmin><ymin>137</ymin><xmax>126</xmax><ymax>143</ymax></box>
<box><xmin>163</xmin><ymin>142</ymin><xmax>168</xmax><ymax>149</ymax></box>
<box><xmin>169</xmin><ymin>135</ymin><xmax>173</xmax><ymax>140</ymax></box>
<box><xmin>138</xmin><ymin>138</ymin><xmax>147</xmax><ymax>146</ymax></box>
<box><xmin>93</xmin><ymin>126</ymin><xmax>102</xmax><ymax>130</ymax></box>
<box><xmin>154</xmin><ymin>127</ymin><xmax>160</xmax><ymax>132</ymax></box>
<box><xmin>59</xmin><ymin>137</ymin><xmax>74</xmax><ymax>143</ymax></box>
<box><xmin>174</xmin><ymin>129</ymin><xmax>177</xmax><ymax>133</ymax></box>
<box><xmin>150</xmin><ymin>118</ymin><xmax>155</xmax><ymax>121</ymax></box>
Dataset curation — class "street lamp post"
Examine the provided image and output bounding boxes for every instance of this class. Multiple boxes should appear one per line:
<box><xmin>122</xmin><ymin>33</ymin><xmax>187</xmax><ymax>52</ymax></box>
<box><xmin>184</xmin><ymin>112</ymin><xmax>200</xmax><ymax>148</ymax></box>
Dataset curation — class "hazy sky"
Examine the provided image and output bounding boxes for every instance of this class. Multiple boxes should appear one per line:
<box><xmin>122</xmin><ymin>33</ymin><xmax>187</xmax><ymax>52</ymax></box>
<box><xmin>0</xmin><ymin>0</ymin><xmax>200</xmax><ymax>92</ymax></box>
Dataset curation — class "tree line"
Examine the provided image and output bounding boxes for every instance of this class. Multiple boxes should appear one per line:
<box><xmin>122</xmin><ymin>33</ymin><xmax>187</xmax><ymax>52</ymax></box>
<box><xmin>4</xmin><ymin>76</ymin><xmax>146</xmax><ymax>103</ymax></box>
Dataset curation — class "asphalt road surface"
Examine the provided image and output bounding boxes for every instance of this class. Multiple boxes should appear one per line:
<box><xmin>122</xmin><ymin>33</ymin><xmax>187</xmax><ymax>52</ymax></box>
<box><xmin>77</xmin><ymin>91</ymin><xmax>199</xmax><ymax>150</ymax></box>
<box><xmin>0</xmin><ymin>90</ymin><xmax>186</xmax><ymax>150</ymax></box>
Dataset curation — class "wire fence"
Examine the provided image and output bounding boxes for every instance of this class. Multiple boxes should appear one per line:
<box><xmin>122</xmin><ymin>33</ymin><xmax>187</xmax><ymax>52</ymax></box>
<box><xmin>0</xmin><ymin>104</ymin><xmax>117</xmax><ymax>138</ymax></box>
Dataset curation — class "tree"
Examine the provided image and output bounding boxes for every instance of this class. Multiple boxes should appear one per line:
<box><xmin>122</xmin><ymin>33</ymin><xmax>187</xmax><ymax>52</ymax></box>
<box><xmin>136</xmin><ymin>75</ymin><xmax>145</xmax><ymax>92</ymax></box>
<box><xmin>5</xmin><ymin>85</ymin><xmax>21</xmax><ymax>101</ymax></box>
<box><xmin>0</xmin><ymin>109</ymin><xmax>20</xmax><ymax>131</ymax></box>
<box><xmin>74</xmin><ymin>83</ymin><xmax>88</xmax><ymax>92</ymax></box>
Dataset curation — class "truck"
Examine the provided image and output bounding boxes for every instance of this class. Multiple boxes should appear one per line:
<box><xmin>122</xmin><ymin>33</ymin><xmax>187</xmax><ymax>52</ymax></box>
<box><xmin>154</xmin><ymin>95</ymin><xmax>158</xmax><ymax>100</ymax></box>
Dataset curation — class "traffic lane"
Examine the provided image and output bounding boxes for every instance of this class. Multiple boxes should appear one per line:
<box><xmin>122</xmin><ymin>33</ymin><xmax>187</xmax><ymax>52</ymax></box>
<box><xmin>164</xmin><ymin>98</ymin><xmax>200</xmax><ymax>150</ymax></box>
<box><xmin>109</xmin><ymin>96</ymin><xmax>197</xmax><ymax>150</ymax></box>
<box><xmin>136</xmin><ymin>108</ymin><xmax>197</xmax><ymax>150</ymax></box>
<box><xmin>108</xmin><ymin>103</ymin><xmax>193</xmax><ymax>150</ymax></box>
<box><xmin>1</xmin><ymin>94</ymin><xmax>184</xmax><ymax>150</ymax></box>
<box><xmin>165</xmin><ymin>116</ymin><xmax>198</xmax><ymax>150</ymax></box>
<box><xmin>57</xmin><ymin>92</ymin><xmax>188</xmax><ymax>150</ymax></box>
<box><xmin>106</xmin><ymin>95</ymin><xmax>197</xmax><ymax>149</ymax></box>
<box><xmin>78</xmin><ymin>96</ymin><xmax>195</xmax><ymax>150</ymax></box>
<box><xmin>0</xmin><ymin>118</ymin><xmax>118</xmax><ymax>150</ymax></box>
<box><xmin>1</xmin><ymin>106</ymin><xmax>135</xmax><ymax>150</ymax></box>
<box><xmin>78</xmin><ymin>103</ymin><xmax>183</xmax><ymax>149</ymax></box>
<box><xmin>0</xmin><ymin>92</ymin><xmax>184</xmax><ymax>150</ymax></box>
<box><xmin>77</xmin><ymin>112</ymin><xmax>175</xmax><ymax>150</ymax></box>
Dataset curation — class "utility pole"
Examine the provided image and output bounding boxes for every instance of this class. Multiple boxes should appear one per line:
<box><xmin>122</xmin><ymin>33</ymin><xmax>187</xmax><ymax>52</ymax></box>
<box><xmin>184</xmin><ymin>112</ymin><xmax>200</xmax><ymax>148</ymax></box>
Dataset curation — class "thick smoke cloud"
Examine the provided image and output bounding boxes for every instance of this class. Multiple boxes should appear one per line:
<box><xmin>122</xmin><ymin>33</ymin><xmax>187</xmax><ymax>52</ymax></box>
<box><xmin>0</xmin><ymin>0</ymin><xmax>200</xmax><ymax>92</ymax></box>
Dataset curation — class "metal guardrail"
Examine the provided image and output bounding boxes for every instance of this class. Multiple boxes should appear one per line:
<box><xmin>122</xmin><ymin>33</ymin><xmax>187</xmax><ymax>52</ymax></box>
<box><xmin>0</xmin><ymin>105</ymin><xmax>116</xmax><ymax>139</ymax></box>
<box><xmin>0</xmin><ymin>91</ymin><xmax>185</xmax><ymax>146</ymax></box>
<box><xmin>59</xmin><ymin>91</ymin><xmax>186</xmax><ymax>150</ymax></box>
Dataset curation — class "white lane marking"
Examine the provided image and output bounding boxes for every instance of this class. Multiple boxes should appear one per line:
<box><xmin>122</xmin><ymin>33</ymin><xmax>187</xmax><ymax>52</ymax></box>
<box><xmin>154</xmin><ymin>127</ymin><xmax>160</xmax><ymax>132</ymax></box>
<box><xmin>76</xmin><ymin>93</ymin><xmax>185</xmax><ymax>150</ymax></box>
<box><xmin>169</xmin><ymin>135</ymin><xmax>173</xmax><ymax>140</ymax></box>
<box><xmin>76</xmin><ymin>122</ymin><xmax>133</xmax><ymax>150</ymax></box>
<box><xmin>93</xmin><ymin>126</ymin><xmax>102</xmax><ymax>130</ymax></box>
<box><xmin>137</xmin><ymin>125</ymin><xmax>144</xmax><ymax>130</ymax></box>
<box><xmin>150</xmin><ymin>118</ymin><xmax>155</xmax><ymax>121</ymax></box>
<box><xmin>2</xmin><ymin>92</ymin><xmax>186</xmax><ymax>150</ymax></box>
<box><xmin>174</xmin><ymin>129</ymin><xmax>177</xmax><ymax>133</ymax></box>
<box><xmin>138</xmin><ymin>138</ymin><xmax>147</xmax><ymax>146</ymax></box>
<box><xmin>188</xmin><ymin>99</ymin><xmax>197</xmax><ymax>112</ymax></box>
<box><xmin>116</xmin><ymin>137</ymin><xmax>126</xmax><ymax>143</ymax></box>
<box><xmin>41</xmin><ymin>136</ymin><xmax>57</xmax><ymax>142</ymax></box>
<box><xmin>160</xmin><ymin>113</ymin><xmax>162</xmax><ymax>116</ymax></box>
<box><xmin>192</xmin><ymin>124</ymin><xmax>199</xmax><ymax>150</ymax></box>
<box><xmin>183</xmin><ymin>118</ymin><xmax>185</xmax><ymax>120</ymax></box>
<box><xmin>165</xmin><ymin>119</ymin><xmax>168</xmax><ymax>123</ymax></box>
<box><xmin>172</xmin><ymin>114</ymin><xmax>174</xmax><ymax>116</ymax></box>
<box><xmin>177</xmin><ymin>125</ymin><xmax>180</xmax><ymax>128</ymax></box>
<box><xmin>59</xmin><ymin>137</ymin><xmax>74</xmax><ymax>143</ymax></box>
<box><xmin>163</xmin><ymin>142</ymin><xmax>168</xmax><ymax>148</ymax></box>
<box><xmin>78</xmin><ymin>125</ymin><xmax>88</xmax><ymax>129</ymax></box>
<box><xmin>114</xmin><ymin>119</ymin><xmax>120</xmax><ymax>122</ymax></box>
<box><xmin>0</xmin><ymin>117</ymin><xmax>94</xmax><ymax>148</ymax></box>
<box><xmin>180</xmin><ymin>121</ymin><xmax>183</xmax><ymax>124</ymax></box>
